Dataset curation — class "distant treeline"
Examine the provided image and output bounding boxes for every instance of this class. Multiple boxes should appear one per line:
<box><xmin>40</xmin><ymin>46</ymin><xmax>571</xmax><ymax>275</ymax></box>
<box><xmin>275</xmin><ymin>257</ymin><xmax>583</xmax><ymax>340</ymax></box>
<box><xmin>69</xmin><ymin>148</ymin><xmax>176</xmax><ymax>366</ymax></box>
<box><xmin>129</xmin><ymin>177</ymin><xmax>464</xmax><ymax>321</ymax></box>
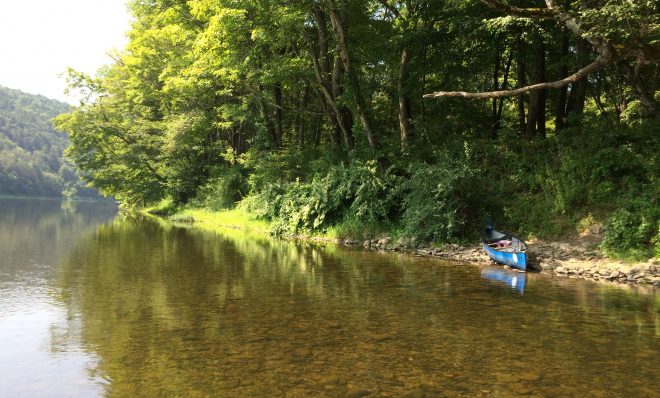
<box><xmin>0</xmin><ymin>86</ymin><xmax>99</xmax><ymax>198</ymax></box>
<box><xmin>55</xmin><ymin>0</ymin><xmax>658</xmax><ymax>259</ymax></box>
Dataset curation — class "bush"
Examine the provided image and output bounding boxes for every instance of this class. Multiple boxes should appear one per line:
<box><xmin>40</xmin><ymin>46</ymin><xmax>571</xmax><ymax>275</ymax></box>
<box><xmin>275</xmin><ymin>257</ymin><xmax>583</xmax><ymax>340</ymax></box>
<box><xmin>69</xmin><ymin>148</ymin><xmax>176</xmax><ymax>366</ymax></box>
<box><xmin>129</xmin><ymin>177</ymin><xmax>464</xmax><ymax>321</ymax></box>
<box><xmin>147</xmin><ymin>197</ymin><xmax>178</xmax><ymax>216</ymax></box>
<box><xmin>189</xmin><ymin>165</ymin><xmax>247</xmax><ymax>211</ymax></box>
<box><xmin>601</xmin><ymin>208</ymin><xmax>658</xmax><ymax>260</ymax></box>
<box><xmin>399</xmin><ymin>156</ymin><xmax>497</xmax><ymax>242</ymax></box>
<box><xmin>244</xmin><ymin>160</ymin><xmax>397</xmax><ymax>236</ymax></box>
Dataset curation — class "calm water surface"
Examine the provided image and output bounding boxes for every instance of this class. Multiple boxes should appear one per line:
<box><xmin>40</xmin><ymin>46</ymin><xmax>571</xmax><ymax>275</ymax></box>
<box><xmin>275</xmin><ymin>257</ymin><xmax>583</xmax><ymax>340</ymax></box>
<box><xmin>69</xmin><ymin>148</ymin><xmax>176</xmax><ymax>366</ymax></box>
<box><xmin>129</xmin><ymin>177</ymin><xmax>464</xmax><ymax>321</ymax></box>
<box><xmin>0</xmin><ymin>198</ymin><xmax>658</xmax><ymax>397</ymax></box>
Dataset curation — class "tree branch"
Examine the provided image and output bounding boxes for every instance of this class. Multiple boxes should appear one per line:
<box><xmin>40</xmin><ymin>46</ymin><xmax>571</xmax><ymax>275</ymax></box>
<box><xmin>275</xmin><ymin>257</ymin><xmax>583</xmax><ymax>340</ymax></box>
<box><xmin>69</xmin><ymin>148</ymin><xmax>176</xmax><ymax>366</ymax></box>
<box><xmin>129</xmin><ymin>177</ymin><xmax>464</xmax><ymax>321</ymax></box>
<box><xmin>424</xmin><ymin>57</ymin><xmax>609</xmax><ymax>99</ymax></box>
<box><xmin>481</xmin><ymin>0</ymin><xmax>587</xmax><ymax>45</ymax></box>
<box><xmin>480</xmin><ymin>0</ymin><xmax>558</xmax><ymax>20</ymax></box>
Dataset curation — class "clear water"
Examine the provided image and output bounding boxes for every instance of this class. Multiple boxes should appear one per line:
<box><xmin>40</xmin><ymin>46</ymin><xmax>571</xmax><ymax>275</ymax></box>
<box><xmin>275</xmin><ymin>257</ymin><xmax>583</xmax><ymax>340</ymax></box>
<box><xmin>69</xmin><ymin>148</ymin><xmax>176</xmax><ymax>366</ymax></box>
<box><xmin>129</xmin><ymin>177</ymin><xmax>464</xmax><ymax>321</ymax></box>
<box><xmin>0</xmin><ymin>198</ymin><xmax>658</xmax><ymax>397</ymax></box>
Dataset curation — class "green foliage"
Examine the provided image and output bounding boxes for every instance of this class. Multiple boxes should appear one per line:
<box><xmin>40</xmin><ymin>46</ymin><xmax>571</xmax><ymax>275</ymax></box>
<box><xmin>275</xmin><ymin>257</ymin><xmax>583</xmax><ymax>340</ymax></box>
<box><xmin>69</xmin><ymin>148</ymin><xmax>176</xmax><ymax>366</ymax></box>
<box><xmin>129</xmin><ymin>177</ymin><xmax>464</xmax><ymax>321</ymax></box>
<box><xmin>168</xmin><ymin>213</ymin><xmax>195</xmax><ymax>223</ymax></box>
<box><xmin>50</xmin><ymin>0</ymin><xmax>658</xmax><ymax>260</ymax></box>
<box><xmin>188</xmin><ymin>164</ymin><xmax>247</xmax><ymax>210</ymax></box>
<box><xmin>400</xmin><ymin>153</ymin><xmax>497</xmax><ymax>242</ymax></box>
<box><xmin>146</xmin><ymin>197</ymin><xmax>178</xmax><ymax>217</ymax></box>
<box><xmin>243</xmin><ymin>160</ymin><xmax>397</xmax><ymax>236</ymax></box>
<box><xmin>0</xmin><ymin>86</ymin><xmax>98</xmax><ymax>198</ymax></box>
<box><xmin>601</xmin><ymin>209</ymin><xmax>658</xmax><ymax>260</ymax></box>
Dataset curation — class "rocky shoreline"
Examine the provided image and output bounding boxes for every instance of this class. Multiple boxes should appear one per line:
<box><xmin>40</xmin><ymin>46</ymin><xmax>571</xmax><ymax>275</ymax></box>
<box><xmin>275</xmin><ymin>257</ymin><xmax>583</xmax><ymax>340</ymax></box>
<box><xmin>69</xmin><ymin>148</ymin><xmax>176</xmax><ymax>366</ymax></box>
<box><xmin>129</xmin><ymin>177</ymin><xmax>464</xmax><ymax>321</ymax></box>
<box><xmin>159</xmin><ymin>210</ymin><xmax>659</xmax><ymax>290</ymax></box>
<box><xmin>331</xmin><ymin>236</ymin><xmax>659</xmax><ymax>289</ymax></box>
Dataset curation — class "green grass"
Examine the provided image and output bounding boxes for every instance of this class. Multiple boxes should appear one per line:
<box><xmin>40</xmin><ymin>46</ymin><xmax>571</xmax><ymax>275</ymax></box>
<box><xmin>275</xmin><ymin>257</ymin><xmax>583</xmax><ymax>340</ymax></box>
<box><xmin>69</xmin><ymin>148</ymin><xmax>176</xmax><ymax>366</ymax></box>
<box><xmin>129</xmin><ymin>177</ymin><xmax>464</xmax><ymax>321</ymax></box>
<box><xmin>174</xmin><ymin>208</ymin><xmax>271</xmax><ymax>234</ymax></box>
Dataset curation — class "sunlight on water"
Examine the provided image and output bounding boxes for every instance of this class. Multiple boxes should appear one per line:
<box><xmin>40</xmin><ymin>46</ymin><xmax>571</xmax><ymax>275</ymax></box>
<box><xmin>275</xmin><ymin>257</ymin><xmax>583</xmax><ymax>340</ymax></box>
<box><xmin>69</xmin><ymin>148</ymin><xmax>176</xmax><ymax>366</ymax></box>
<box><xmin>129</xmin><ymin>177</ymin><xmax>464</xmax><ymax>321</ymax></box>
<box><xmin>0</xmin><ymin>198</ymin><xmax>658</xmax><ymax>397</ymax></box>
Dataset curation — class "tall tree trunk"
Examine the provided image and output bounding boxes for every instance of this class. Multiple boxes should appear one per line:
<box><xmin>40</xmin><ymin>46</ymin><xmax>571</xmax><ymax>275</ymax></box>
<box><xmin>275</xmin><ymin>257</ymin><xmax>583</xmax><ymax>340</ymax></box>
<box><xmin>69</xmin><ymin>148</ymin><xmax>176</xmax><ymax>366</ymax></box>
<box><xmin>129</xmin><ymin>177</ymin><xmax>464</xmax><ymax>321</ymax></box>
<box><xmin>313</xmin><ymin>7</ymin><xmax>332</xmax><ymax>79</ymax></box>
<box><xmin>273</xmin><ymin>83</ymin><xmax>283</xmax><ymax>147</ymax></box>
<box><xmin>536</xmin><ymin>41</ymin><xmax>547</xmax><ymax>139</ymax></box>
<box><xmin>526</xmin><ymin>38</ymin><xmax>546</xmax><ymax>139</ymax></box>
<box><xmin>398</xmin><ymin>47</ymin><xmax>413</xmax><ymax>151</ymax></box>
<box><xmin>258</xmin><ymin>85</ymin><xmax>279</xmax><ymax>149</ymax></box>
<box><xmin>333</xmin><ymin>56</ymin><xmax>355</xmax><ymax>150</ymax></box>
<box><xmin>566</xmin><ymin>39</ymin><xmax>589</xmax><ymax>117</ymax></box>
<box><xmin>306</xmin><ymin>9</ymin><xmax>355</xmax><ymax>150</ymax></box>
<box><xmin>305</xmin><ymin>26</ymin><xmax>349</xmax><ymax>149</ymax></box>
<box><xmin>491</xmin><ymin>40</ymin><xmax>501</xmax><ymax>138</ymax></box>
<box><xmin>516</xmin><ymin>37</ymin><xmax>527</xmax><ymax>137</ymax></box>
<box><xmin>297</xmin><ymin>85</ymin><xmax>310</xmax><ymax>149</ymax></box>
<box><xmin>327</xmin><ymin>1</ymin><xmax>378</xmax><ymax>150</ymax></box>
<box><xmin>493</xmin><ymin>50</ymin><xmax>513</xmax><ymax>139</ymax></box>
<box><xmin>314</xmin><ymin>115</ymin><xmax>323</xmax><ymax>148</ymax></box>
<box><xmin>555</xmin><ymin>28</ymin><xmax>569</xmax><ymax>129</ymax></box>
<box><xmin>311</xmin><ymin>85</ymin><xmax>341</xmax><ymax>147</ymax></box>
<box><xmin>624</xmin><ymin>62</ymin><xmax>659</xmax><ymax>118</ymax></box>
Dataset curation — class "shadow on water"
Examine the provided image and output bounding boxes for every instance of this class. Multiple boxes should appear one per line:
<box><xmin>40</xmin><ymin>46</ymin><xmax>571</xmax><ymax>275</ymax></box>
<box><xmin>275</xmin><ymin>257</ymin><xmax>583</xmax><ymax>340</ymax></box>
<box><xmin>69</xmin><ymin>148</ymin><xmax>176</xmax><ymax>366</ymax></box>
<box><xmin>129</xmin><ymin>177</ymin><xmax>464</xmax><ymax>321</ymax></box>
<box><xmin>49</xmin><ymin>214</ymin><xmax>660</xmax><ymax>398</ymax></box>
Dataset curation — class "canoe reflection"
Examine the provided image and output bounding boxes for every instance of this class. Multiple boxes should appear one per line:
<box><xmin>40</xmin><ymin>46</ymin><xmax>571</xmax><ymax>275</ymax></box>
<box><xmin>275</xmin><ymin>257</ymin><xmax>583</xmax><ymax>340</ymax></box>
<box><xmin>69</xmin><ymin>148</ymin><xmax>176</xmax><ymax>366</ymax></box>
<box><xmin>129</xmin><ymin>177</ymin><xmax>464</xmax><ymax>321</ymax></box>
<box><xmin>481</xmin><ymin>267</ymin><xmax>526</xmax><ymax>294</ymax></box>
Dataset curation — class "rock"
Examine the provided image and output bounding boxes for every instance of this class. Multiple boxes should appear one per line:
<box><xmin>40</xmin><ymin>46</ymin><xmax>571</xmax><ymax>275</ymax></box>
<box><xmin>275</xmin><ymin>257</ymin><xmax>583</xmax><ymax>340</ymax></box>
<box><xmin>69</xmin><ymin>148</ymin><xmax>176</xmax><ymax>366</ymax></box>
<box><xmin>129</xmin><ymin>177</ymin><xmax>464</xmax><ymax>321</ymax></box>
<box><xmin>346</xmin><ymin>389</ymin><xmax>371</xmax><ymax>398</ymax></box>
<box><xmin>576</xmin><ymin>268</ymin><xmax>584</xmax><ymax>275</ymax></box>
<box><xmin>555</xmin><ymin>266</ymin><xmax>566</xmax><ymax>274</ymax></box>
<box><xmin>609</xmin><ymin>270</ymin><xmax>620</xmax><ymax>279</ymax></box>
<box><xmin>589</xmin><ymin>224</ymin><xmax>604</xmax><ymax>234</ymax></box>
<box><xmin>628</xmin><ymin>266</ymin><xmax>641</xmax><ymax>275</ymax></box>
<box><xmin>540</xmin><ymin>262</ymin><xmax>554</xmax><ymax>270</ymax></box>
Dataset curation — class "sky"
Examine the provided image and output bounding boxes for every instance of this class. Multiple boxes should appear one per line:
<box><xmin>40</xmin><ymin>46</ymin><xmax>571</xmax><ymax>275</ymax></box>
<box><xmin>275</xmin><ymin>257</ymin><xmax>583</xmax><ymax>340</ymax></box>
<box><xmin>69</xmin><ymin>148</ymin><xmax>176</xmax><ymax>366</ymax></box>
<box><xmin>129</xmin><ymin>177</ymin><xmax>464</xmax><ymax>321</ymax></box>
<box><xmin>0</xmin><ymin>0</ymin><xmax>131</xmax><ymax>103</ymax></box>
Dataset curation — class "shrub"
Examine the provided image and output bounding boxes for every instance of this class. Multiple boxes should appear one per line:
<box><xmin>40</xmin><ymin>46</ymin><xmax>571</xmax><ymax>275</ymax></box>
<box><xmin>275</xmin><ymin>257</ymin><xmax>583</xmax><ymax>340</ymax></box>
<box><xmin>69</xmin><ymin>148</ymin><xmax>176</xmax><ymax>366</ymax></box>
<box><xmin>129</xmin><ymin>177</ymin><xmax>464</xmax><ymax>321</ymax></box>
<box><xmin>601</xmin><ymin>208</ymin><xmax>657</xmax><ymax>260</ymax></box>
<box><xmin>399</xmin><ymin>156</ymin><xmax>497</xmax><ymax>242</ymax></box>
<box><xmin>244</xmin><ymin>160</ymin><xmax>397</xmax><ymax>236</ymax></box>
<box><xmin>189</xmin><ymin>165</ymin><xmax>247</xmax><ymax>211</ymax></box>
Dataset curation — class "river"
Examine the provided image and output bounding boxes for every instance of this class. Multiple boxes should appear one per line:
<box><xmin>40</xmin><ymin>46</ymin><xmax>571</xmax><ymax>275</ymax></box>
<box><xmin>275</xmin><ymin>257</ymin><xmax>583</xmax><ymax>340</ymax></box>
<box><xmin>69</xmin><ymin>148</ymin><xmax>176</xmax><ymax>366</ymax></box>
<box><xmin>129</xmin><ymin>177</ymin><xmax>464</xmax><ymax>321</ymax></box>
<box><xmin>0</xmin><ymin>198</ymin><xmax>658</xmax><ymax>397</ymax></box>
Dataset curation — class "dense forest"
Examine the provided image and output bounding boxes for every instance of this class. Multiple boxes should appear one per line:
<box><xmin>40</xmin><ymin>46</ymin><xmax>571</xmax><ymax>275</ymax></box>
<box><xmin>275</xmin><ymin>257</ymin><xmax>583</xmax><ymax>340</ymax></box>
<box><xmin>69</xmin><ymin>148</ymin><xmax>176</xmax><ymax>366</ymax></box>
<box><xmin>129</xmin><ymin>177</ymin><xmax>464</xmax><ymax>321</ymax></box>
<box><xmin>54</xmin><ymin>0</ymin><xmax>659</xmax><ymax>259</ymax></box>
<box><xmin>0</xmin><ymin>86</ymin><xmax>99</xmax><ymax>198</ymax></box>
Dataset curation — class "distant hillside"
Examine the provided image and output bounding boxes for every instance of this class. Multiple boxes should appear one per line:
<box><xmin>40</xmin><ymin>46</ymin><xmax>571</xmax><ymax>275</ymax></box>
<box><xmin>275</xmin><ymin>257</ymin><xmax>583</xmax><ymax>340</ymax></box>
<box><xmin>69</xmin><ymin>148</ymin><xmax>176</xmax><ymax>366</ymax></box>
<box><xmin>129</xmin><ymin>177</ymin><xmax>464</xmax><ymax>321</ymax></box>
<box><xmin>0</xmin><ymin>86</ymin><xmax>98</xmax><ymax>198</ymax></box>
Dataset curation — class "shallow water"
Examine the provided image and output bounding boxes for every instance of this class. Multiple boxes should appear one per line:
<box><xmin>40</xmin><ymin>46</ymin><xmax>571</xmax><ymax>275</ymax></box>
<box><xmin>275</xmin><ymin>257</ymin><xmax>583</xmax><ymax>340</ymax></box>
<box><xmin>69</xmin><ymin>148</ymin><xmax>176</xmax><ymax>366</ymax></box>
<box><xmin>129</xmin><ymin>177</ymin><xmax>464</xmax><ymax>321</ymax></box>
<box><xmin>0</xmin><ymin>198</ymin><xmax>658</xmax><ymax>397</ymax></box>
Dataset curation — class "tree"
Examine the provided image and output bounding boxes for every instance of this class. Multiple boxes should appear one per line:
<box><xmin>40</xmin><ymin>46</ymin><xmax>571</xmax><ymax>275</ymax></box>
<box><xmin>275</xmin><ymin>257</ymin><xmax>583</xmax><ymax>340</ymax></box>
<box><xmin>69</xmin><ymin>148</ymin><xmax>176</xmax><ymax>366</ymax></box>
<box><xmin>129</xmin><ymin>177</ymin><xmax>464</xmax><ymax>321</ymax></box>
<box><xmin>425</xmin><ymin>0</ymin><xmax>660</xmax><ymax>116</ymax></box>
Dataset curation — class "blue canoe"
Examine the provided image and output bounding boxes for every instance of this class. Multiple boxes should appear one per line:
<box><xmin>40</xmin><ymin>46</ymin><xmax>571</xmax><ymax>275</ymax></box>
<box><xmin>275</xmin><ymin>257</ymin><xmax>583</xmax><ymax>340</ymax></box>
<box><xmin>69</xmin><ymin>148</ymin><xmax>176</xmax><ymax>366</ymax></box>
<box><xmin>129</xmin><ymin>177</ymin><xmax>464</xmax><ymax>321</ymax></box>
<box><xmin>482</xmin><ymin>226</ymin><xmax>528</xmax><ymax>271</ymax></box>
<box><xmin>481</xmin><ymin>267</ymin><xmax>526</xmax><ymax>293</ymax></box>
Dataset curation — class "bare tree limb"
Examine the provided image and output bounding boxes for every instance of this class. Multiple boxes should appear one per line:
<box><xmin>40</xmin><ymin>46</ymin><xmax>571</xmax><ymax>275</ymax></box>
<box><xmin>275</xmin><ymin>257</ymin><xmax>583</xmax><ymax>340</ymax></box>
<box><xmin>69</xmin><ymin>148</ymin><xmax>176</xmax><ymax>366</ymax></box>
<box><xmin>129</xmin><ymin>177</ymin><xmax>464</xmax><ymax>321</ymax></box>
<box><xmin>424</xmin><ymin>57</ymin><xmax>609</xmax><ymax>99</ymax></box>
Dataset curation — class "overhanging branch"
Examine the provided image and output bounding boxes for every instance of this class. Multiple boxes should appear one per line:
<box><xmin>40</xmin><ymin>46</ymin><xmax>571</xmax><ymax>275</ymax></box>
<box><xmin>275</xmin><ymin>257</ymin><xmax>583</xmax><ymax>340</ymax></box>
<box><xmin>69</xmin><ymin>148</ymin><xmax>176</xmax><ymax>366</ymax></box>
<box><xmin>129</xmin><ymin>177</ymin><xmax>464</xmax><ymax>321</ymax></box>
<box><xmin>480</xmin><ymin>0</ymin><xmax>558</xmax><ymax>20</ymax></box>
<box><xmin>423</xmin><ymin>57</ymin><xmax>609</xmax><ymax>99</ymax></box>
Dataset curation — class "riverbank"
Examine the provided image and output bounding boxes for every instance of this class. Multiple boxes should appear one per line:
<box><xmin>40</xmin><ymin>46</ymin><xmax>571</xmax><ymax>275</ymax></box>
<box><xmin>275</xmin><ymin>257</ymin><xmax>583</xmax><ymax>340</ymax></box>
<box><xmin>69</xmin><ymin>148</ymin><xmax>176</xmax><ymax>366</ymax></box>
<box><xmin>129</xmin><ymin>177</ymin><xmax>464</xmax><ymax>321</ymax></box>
<box><xmin>145</xmin><ymin>207</ymin><xmax>659</xmax><ymax>289</ymax></box>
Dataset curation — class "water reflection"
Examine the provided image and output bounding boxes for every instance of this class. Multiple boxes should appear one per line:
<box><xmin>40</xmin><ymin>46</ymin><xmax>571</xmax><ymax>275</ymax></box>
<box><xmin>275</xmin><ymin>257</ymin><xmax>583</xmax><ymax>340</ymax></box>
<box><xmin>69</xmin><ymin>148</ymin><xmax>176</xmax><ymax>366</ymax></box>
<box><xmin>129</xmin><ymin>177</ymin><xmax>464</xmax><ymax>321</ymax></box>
<box><xmin>481</xmin><ymin>267</ymin><xmax>526</xmax><ymax>294</ymax></box>
<box><xmin>53</xmin><ymin>215</ymin><xmax>659</xmax><ymax>397</ymax></box>
<box><xmin>1</xmin><ymin>199</ymin><xmax>659</xmax><ymax>397</ymax></box>
<box><xmin>0</xmin><ymin>198</ymin><xmax>117</xmax><ymax>398</ymax></box>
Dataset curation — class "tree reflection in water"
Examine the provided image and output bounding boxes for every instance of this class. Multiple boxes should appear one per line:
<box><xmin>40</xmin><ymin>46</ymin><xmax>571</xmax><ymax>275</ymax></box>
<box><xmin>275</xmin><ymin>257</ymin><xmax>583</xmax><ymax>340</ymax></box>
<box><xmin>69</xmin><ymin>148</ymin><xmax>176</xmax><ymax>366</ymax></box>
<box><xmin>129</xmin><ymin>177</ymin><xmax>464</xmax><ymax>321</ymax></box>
<box><xmin>55</xmin><ymin>214</ymin><xmax>659</xmax><ymax>397</ymax></box>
